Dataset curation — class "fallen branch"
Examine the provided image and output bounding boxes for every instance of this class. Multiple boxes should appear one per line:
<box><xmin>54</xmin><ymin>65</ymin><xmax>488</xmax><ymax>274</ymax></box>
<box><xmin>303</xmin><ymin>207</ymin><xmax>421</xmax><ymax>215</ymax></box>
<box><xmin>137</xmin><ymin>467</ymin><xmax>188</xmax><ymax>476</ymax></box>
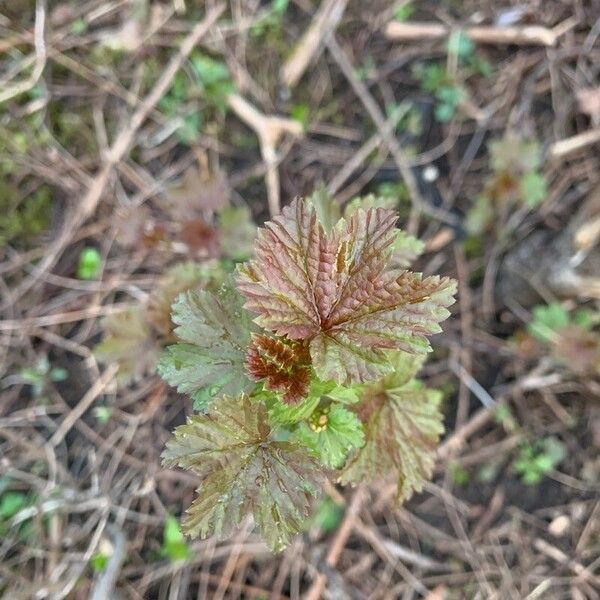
<box><xmin>227</xmin><ymin>93</ymin><xmax>303</xmax><ymax>216</ymax></box>
<box><xmin>549</xmin><ymin>127</ymin><xmax>600</xmax><ymax>158</ymax></box>
<box><xmin>385</xmin><ymin>21</ymin><xmax>559</xmax><ymax>47</ymax></box>
<box><xmin>280</xmin><ymin>0</ymin><xmax>348</xmax><ymax>89</ymax></box>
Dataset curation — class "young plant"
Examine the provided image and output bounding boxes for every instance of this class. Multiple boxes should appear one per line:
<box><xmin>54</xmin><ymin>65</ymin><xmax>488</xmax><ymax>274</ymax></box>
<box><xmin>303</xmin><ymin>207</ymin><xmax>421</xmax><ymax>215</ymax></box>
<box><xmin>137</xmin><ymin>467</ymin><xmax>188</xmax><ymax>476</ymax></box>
<box><xmin>94</xmin><ymin>262</ymin><xmax>224</xmax><ymax>386</ymax></box>
<box><xmin>467</xmin><ymin>131</ymin><xmax>548</xmax><ymax>234</ymax></box>
<box><xmin>523</xmin><ymin>303</ymin><xmax>600</xmax><ymax>376</ymax></box>
<box><xmin>512</xmin><ymin>436</ymin><xmax>566</xmax><ymax>485</ymax></box>
<box><xmin>160</xmin><ymin>196</ymin><xmax>456</xmax><ymax>551</ymax></box>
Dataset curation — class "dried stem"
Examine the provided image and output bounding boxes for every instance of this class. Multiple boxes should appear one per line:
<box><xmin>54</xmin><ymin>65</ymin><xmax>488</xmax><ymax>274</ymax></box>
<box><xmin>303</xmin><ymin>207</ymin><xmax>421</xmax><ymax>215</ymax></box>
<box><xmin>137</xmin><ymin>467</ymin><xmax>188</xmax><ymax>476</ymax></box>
<box><xmin>227</xmin><ymin>93</ymin><xmax>303</xmax><ymax>216</ymax></box>
<box><xmin>385</xmin><ymin>21</ymin><xmax>560</xmax><ymax>47</ymax></box>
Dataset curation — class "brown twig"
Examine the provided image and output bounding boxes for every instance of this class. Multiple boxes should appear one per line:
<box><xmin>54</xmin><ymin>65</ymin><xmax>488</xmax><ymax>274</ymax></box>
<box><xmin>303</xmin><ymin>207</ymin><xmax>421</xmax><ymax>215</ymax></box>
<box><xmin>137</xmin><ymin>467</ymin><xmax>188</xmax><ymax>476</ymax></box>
<box><xmin>384</xmin><ymin>21</ymin><xmax>560</xmax><ymax>47</ymax></box>
<box><xmin>305</xmin><ymin>485</ymin><xmax>367</xmax><ymax>600</ymax></box>
<box><xmin>280</xmin><ymin>0</ymin><xmax>349</xmax><ymax>89</ymax></box>
<box><xmin>227</xmin><ymin>93</ymin><xmax>303</xmax><ymax>216</ymax></box>
<box><xmin>49</xmin><ymin>364</ymin><xmax>118</xmax><ymax>447</ymax></box>
<box><xmin>549</xmin><ymin>127</ymin><xmax>600</xmax><ymax>158</ymax></box>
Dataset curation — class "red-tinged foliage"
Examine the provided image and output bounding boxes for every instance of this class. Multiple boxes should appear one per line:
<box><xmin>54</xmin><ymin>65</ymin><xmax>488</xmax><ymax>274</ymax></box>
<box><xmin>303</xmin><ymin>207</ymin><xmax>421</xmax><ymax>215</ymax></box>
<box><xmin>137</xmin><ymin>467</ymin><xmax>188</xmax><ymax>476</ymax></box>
<box><xmin>237</xmin><ymin>198</ymin><xmax>456</xmax><ymax>384</ymax></box>
<box><xmin>246</xmin><ymin>334</ymin><xmax>311</xmax><ymax>404</ymax></box>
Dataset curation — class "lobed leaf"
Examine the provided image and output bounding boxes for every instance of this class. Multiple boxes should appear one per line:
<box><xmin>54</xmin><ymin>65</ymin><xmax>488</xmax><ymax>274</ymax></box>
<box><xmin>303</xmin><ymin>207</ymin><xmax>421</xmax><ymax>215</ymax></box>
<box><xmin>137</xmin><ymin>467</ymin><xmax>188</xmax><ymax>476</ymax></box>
<box><xmin>339</xmin><ymin>377</ymin><xmax>444</xmax><ymax>502</ymax></box>
<box><xmin>158</xmin><ymin>278</ymin><xmax>257</xmax><ymax>409</ymax></box>
<box><xmin>237</xmin><ymin>198</ymin><xmax>456</xmax><ymax>385</ymax></box>
<box><xmin>344</xmin><ymin>195</ymin><xmax>424</xmax><ymax>268</ymax></box>
<box><xmin>245</xmin><ymin>334</ymin><xmax>311</xmax><ymax>404</ymax></box>
<box><xmin>162</xmin><ymin>394</ymin><xmax>323</xmax><ymax>551</ymax></box>
<box><xmin>147</xmin><ymin>262</ymin><xmax>218</xmax><ymax>336</ymax></box>
<box><xmin>294</xmin><ymin>404</ymin><xmax>365</xmax><ymax>469</ymax></box>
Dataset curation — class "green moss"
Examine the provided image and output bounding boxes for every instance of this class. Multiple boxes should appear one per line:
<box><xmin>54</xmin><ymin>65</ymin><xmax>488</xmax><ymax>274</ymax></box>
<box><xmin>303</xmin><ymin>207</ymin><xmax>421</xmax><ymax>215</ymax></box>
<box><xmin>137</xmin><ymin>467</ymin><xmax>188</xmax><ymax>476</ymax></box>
<box><xmin>0</xmin><ymin>185</ymin><xmax>52</xmax><ymax>246</ymax></box>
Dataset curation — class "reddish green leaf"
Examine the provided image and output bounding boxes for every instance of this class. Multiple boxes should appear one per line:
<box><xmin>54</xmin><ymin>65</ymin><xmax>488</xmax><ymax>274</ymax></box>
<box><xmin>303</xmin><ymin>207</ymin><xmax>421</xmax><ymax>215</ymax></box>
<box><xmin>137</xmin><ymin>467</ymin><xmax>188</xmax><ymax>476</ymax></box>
<box><xmin>339</xmin><ymin>355</ymin><xmax>443</xmax><ymax>501</ymax></box>
<box><xmin>162</xmin><ymin>394</ymin><xmax>323</xmax><ymax>551</ymax></box>
<box><xmin>237</xmin><ymin>198</ymin><xmax>456</xmax><ymax>385</ymax></box>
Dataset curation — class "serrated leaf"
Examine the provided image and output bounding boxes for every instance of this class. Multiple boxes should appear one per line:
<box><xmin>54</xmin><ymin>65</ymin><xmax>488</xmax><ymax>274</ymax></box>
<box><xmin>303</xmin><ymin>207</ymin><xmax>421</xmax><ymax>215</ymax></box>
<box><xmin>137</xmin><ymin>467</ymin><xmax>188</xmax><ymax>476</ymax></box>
<box><xmin>245</xmin><ymin>334</ymin><xmax>311</xmax><ymax>404</ymax></box>
<box><xmin>345</xmin><ymin>195</ymin><xmax>424</xmax><ymax>268</ymax></box>
<box><xmin>158</xmin><ymin>279</ymin><xmax>257</xmax><ymax>409</ymax></box>
<box><xmin>147</xmin><ymin>262</ymin><xmax>218</xmax><ymax>336</ymax></box>
<box><xmin>344</xmin><ymin>193</ymin><xmax>397</xmax><ymax>214</ymax></box>
<box><xmin>294</xmin><ymin>404</ymin><xmax>365</xmax><ymax>469</ymax></box>
<box><xmin>237</xmin><ymin>198</ymin><xmax>456</xmax><ymax>385</ymax></box>
<box><xmin>94</xmin><ymin>307</ymin><xmax>160</xmax><ymax>385</ymax></box>
<box><xmin>339</xmin><ymin>378</ymin><xmax>444</xmax><ymax>502</ymax></box>
<box><xmin>162</xmin><ymin>394</ymin><xmax>323</xmax><ymax>551</ymax></box>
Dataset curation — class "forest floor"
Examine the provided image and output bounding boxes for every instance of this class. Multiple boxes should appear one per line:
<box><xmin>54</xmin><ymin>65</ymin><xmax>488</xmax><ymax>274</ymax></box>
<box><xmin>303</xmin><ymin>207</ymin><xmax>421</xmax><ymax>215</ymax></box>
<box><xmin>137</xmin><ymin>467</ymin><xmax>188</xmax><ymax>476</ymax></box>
<box><xmin>1</xmin><ymin>1</ymin><xmax>599</xmax><ymax>599</ymax></box>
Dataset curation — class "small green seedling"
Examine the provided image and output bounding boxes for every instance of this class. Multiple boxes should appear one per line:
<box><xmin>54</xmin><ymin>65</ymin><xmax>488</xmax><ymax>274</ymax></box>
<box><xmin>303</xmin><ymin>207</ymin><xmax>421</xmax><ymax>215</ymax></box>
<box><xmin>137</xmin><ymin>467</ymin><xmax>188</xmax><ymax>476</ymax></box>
<box><xmin>416</xmin><ymin>63</ymin><xmax>466</xmax><ymax>122</ymax></box>
<box><xmin>0</xmin><ymin>485</ymin><xmax>36</xmax><ymax>539</ymax></box>
<box><xmin>20</xmin><ymin>356</ymin><xmax>68</xmax><ymax>396</ymax></box>
<box><xmin>513</xmin><ymin>436</ymin><xmax>566</xmax><ymax>485</ymax></box>
<box><xmin>94</xmin><ymin>406</ymin><xmax>113</xmax><ymax>425</ymax></box>
<box><xmin>449</xmin><ymin>463</ymin><xmax>470</xmax><ymax>487</ymax></box>
<box><xmin>467</xmin><ymin>131</ymin><xmax>548</xmax><ymax>234</ymax></box>
<box><xmin>77</xmin><ymin>247</ymin><xmax>102</xmax><ymax>280</ymax></box>
<box><xmin>526</xmin><ymin>303</ymin><xmax>600</xmax><ymax>376</ymax></box>
<box><xmin>161</xmin><ymin>516</ymin><xmax>192</xmax><ymax>562</ymax></box>
<box><xmin>305</xmin><ymin>497</ymin><xmax>344</xmax><ymax>534</ymax></box>
<box><xmin>158</xmin><ymin>52</ymin><xmax>234</xmax><ymax>144</ymax></box>
<box><xmin>90</xmin><ymin>552</ymin><xmax>110</xmax><ymax>572</ymax></box>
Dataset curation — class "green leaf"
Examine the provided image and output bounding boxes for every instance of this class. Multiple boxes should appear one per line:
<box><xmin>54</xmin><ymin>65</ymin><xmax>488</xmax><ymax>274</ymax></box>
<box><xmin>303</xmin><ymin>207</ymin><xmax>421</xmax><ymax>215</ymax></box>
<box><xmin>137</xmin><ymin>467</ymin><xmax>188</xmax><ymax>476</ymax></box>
<box><xmin>447</xmin><ymin>30</ymin><xmax>475</xmax><ymax>60</ymax></box>
<box><xmin>290</xmin><ymin>103</ymin><xmax>309</xmax><ymax>129</ymax></box>
<box><xmin>90</xmin><ymin>552</ymin><xmax>109</xmax><ymax>572</ymax></box>
<box><xmin>161</xmin><ymin>515</ymin><xmax>192</xmax><ymax>562</ymax></box>
<box><xmin>434</xmin><ymin>102</ymin><xmax>455</xmax><ymax>123</ymax></box>
<box><xmin>77</xmin><ymin>247</ymin><xmax>102</xmax><ymax>280</ymax></box>
<box><xmin>339</xmin><ymin>378</ymin><xmax>444</xmax><ymax>502</ymax></box>
<box><xmin>158</xmin><ymin>279</ymin><xmax>257</xmax><ymax>410</ymax></box>
<box><xmin>393</xmin><ymin>3</ymin><xmax>414</xmax><ymax>22</ymax></box>
<box><xmin>520</xmin><ymin>171</ymin><xmax>547</xmax><ymax>207</ymax></box>
<box><xmin>466</xmin><ymin>195</ymin><xmax>493</xmax><ymax>235</ymax></box>
<box><xmin>94</xmin><ymin>307</ymin><xmax>160</xmax><ymax>385</ymax></box>
<box><xmin>513</xmin><ymin>436</ymin><xmax>566</xmax><ymax>485</ymax></box>
<box><xmin>237</xmin><ymin>198</ymin><xmax>456</xmax><ymax>385</ymax></box>
<box><xmin>392</xmin><ymin>230</ymin><xmax>425</xmax><ymax>268</ymax></box>
<box><xmin>0</xmin><ymin>491</ymin><xmax>28</xmax><ymax>519</ymax></box>
<box><xmin>266</xmin><ymin>389</ymin><xmax>322</xmax><ymax>427</ymax></box>
<box><xmin>305</xmin><ymin>497</ymin><xmax>344</xmax><ymax>533</ymax></box>
<box><xmin>528</xmin><ymin>303</ymin><xmax>570</xmax><ymax>343</ymax></box>
<box><xmin>162</xmin><ymin>395</ymin><xmax>323</xmax><ymax>551</ymax></box>
<box><xmin>94</xmin><ymin>406</ymin><xmax>112</xmax><ymax>425</ymax></box>
<box><xmin>147</xmin><ymin>261</ymin><xmax>218</xmax><ymax>335</ymax></box>
<box><xmin>294</xmin><ymin>404</ymin><xmax>365</xmax><ymax>469</ymax></box>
